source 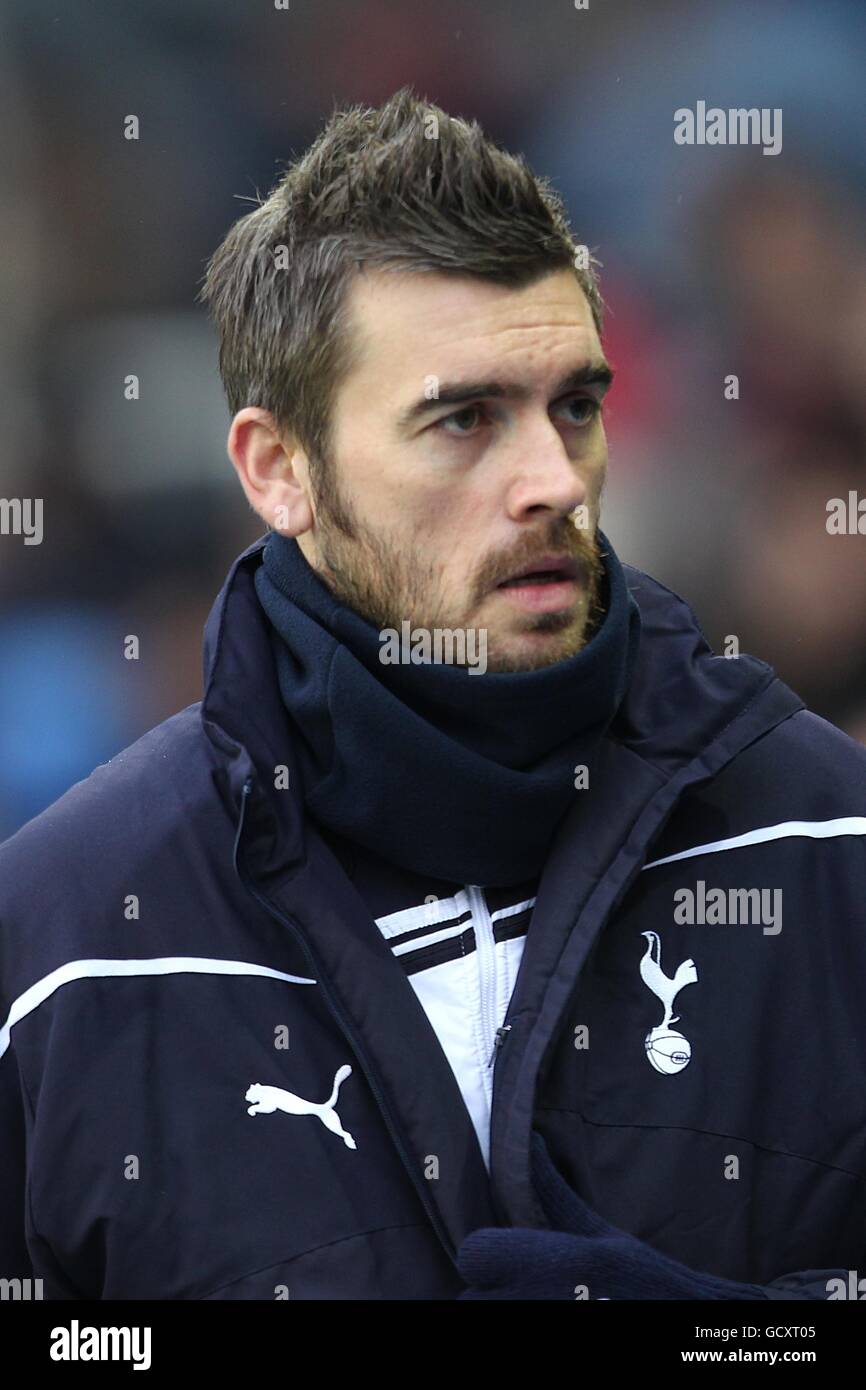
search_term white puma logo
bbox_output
[245,1065,357,1149]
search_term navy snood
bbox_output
[254,529,641,885]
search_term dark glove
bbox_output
[456,1132,770,1300]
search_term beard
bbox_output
[306,456,607,672]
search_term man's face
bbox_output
[301,266,612,672]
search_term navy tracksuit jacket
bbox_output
[1,534,866,1299]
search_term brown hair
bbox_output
[198,86,603,492]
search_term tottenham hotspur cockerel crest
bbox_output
[639,931,699,1074]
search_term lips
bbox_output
[496,553,582,588]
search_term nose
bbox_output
[503,418,591,522]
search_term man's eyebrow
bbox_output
[395,361,615,433]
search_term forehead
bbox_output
[341,266,601,387]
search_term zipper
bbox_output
[233,778,460,1271]
[488,1024,512,1068]
[467,885,500,1092]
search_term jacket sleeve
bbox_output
[0,1020,83,1299]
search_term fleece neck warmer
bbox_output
[253,529,641,886]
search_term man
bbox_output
[1,88,865,1301]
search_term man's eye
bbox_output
[438,405,484,435]
[561,396,601,427]
[436,397,600,436]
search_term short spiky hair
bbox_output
[199,86,603,477]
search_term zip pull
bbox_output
[488,1024,512,1068]
[232,777,255,877]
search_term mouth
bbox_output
[494,553,584,614]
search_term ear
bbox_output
[227,407,314,537]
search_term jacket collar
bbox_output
[201,534,306,881]
[201,535,802,850]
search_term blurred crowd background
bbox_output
[1,0,865,839]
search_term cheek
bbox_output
[405,496,486,592]
[584,441,608,503]
[393,471,477,536]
